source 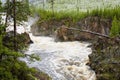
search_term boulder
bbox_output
[55,25,74,41]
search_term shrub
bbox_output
[110,16,120,37]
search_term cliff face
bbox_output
[55,17,112,41]
[77,17,111,38]
[31,17,112,41]
[31,19,73,36]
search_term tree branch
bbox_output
[65,27,111,38]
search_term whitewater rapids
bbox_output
[21,33,96,80]
[2,14,96,80]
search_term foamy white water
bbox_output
[2,14,96,80]
[21,33,96,80]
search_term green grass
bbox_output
[89,5,120,20]
[30,5,120,37]
[30,7,88,22]
[31,5,120,22]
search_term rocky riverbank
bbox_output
[88,37,120,80]
[31,16,111,41]
[30,16,120,80]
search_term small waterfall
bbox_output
[3,14,96,79]
[21,34,96,80]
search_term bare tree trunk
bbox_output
[13,0,17,51]
[0,54,2,61]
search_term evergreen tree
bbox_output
[0,1,5,34]
[4,0,30,51]
[13,0,17,51]
[4,0,30,22]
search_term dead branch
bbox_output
[65,27,111,38]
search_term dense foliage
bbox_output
[0,1,36,79]
[4,0,30,22]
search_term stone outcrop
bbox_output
[31,20,61,36]
[31,17,112,41]
[55,25,74,41]
[77,17,111,40]
[30,19,74,36]
[55,17,112,41]
[77,17,111,35]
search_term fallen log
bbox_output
[65,27,111,38]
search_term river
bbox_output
[3,15,96,80]
[21,32,96,80]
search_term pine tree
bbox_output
[13,0,17,51]
[4,0,30,51]
[4,0,30,23]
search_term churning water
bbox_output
[3,14,96,79]
[21,33,96,80]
